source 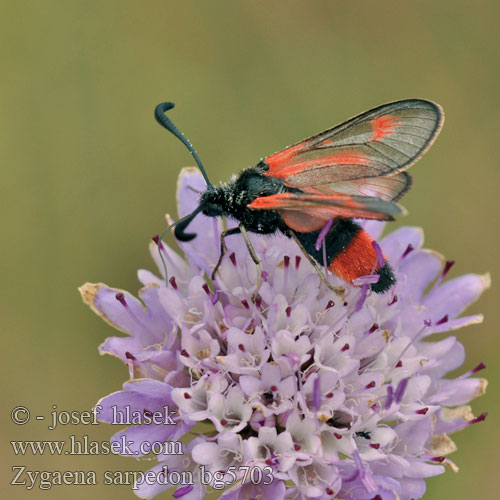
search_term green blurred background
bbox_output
[2,1,498,498]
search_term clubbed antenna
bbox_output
[154,102,213,188]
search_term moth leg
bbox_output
[239,225,262,299]
[212,226,241,280]
[289,231,344,297]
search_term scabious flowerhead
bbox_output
[80,168,489,500]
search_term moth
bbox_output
[155,99,443,294]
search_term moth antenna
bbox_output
[154,102,213,189]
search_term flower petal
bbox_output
[423,273,490,320]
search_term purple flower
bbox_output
[80,168,489,500]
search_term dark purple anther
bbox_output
[402,243,414,258]
[368,323,379,334]
[202,283,210,295]
[470,362,486,374]
[115,292,126,306]
[416,407,429,415]
[325,300,335,310]
[169,276,178,290]
[388,295,398,306]
[229,252,237,267]
[152,235,165,250]
[436,314,448,325]
[241,299,250,310]
[286,306,291,318]
[440,260,455,281]
[125,351,136,360]
[469,412,488,425]
[284,255,290,269]
[295,255,301,269]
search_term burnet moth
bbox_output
[155,99,443,295]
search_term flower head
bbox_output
[80,168,489,499]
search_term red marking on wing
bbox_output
[371,115,398,142]
[248,192,397,222]
[265,141,307,169]
[265,151,370,181]
[248,193,285,209]
[328,229,382,284]
[249,192,366,211]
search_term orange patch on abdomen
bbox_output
[328,229,380,284]
[371,115,398,142]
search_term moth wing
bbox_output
[248,192,404,232]
[263,99,443,189]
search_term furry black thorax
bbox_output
[200,166,288,234]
